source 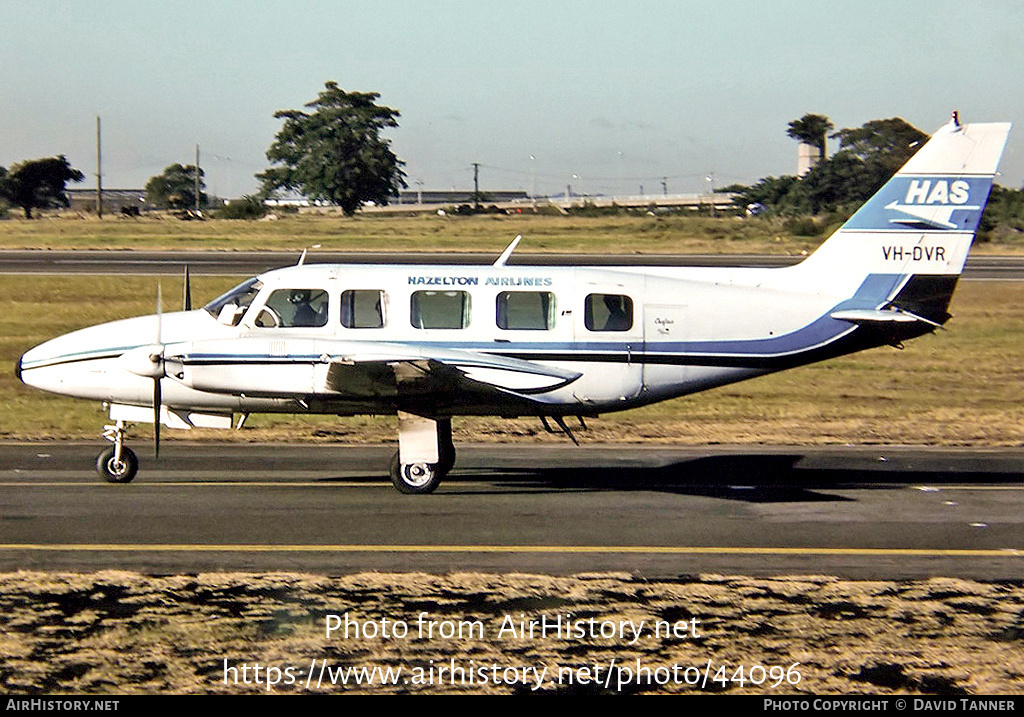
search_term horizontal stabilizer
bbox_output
[830,308,943,328]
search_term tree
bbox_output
[0,156,84,218]
[830,117,928,178]
[257,81,406,215]
[787,113,834,154]
[801,118,930,211]
[733,116,931,215]
[217,194,267,220]
[788,114,834,177]
[798,150,875,212]
[145,164,206,210]
[978,184,1024,241]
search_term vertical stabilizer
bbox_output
[791,117,1011,310]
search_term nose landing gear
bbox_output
[96,420,138,483]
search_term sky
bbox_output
[2,0,1023,200]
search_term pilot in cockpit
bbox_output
[289,289,325,327]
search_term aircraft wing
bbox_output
[164,338,581,406]
[324,346,581,403]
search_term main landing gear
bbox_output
[389,413,455,495]
[92,413,458,493]
[96,420,138,483]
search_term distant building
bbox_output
[66,188,149,214]
[393,190,529,205]
[797,142,825,177]
[263,189,531,209]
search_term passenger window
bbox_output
[411,290,471,329]
[341,290,385,328]
[496,291,555,330]
[585,293,633,331]
[255,288,329,328]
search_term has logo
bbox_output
[844,175,993,233]
[879,176,989,231]
[901,179,971,206]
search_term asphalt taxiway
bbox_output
[1,442,1021,579]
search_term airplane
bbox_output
[16,114,1011,494]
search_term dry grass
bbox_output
[1,570,1021,694]
[0,212,806,253]
[1,211,1022,255]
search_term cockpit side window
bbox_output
[204,278,262,325]
[255,288,330,328]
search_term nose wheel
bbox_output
[96,420,138,483]
[96,445,138,483]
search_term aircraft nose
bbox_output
[15,355,23,382]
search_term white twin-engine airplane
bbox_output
[17,115,1011,493]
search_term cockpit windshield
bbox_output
[204,277,263,319]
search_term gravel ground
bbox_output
[1,571,1022,695]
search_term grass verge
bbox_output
[1,211,1021,255]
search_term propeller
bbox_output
[152,283,164,459]
[116,282,168,458]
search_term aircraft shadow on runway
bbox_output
[114,446,1021,504]
[444,453,1024,503]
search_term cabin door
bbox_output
[642,302,689,395]
[570,282,643,404]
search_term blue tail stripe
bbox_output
[842,175,993,232]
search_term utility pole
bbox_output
[472,162,480,211]
[95,116,103,218]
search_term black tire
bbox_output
[96,446,138,483]
[388,450,442,494]
[436,444,456,478]
[436,419,456,476]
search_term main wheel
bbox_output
[436,419,456,476]
[96,446,138,483]
[389,451,442,494]
[436,443,456,477]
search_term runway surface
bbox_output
[1,250,1023,279]
[1,442,1021,579]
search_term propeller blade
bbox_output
[183,265,192,311]
[154,282,164,459]
[153,378,162,459]
[155,282,163,346]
